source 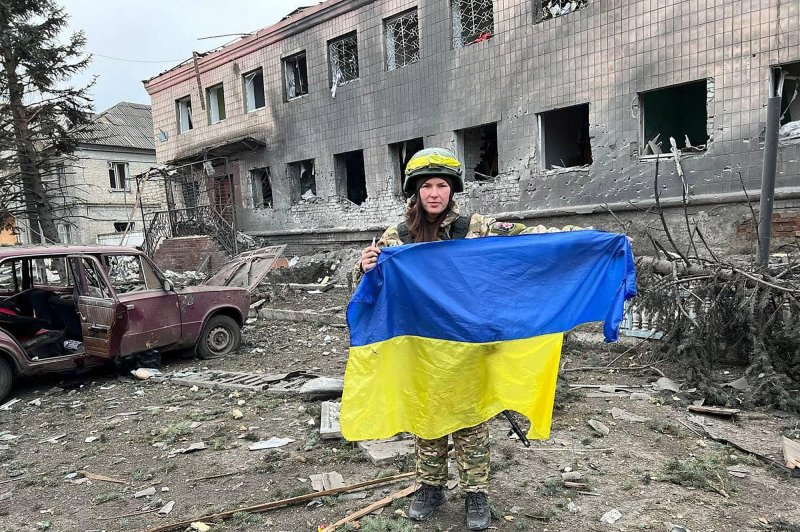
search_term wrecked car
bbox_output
[0,245,277,401]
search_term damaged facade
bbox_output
[144,0,800,253]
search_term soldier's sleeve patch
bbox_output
[489,222,525,235]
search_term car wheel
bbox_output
[0,357,13,403]
[197,315,241,359]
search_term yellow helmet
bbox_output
[403,147,464,197]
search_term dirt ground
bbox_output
[1,263,799,532]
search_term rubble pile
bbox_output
[267,248,361,286]
[163,269,207,288]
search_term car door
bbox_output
[103,253,181,354]
[67,255,128,359]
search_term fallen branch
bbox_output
[144,472,415,532]
[185,470,243,483]
[321,484,416,532]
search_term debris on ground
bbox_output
[358,438,415,465]
[248,437,295,450]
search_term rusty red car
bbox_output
[0,245,280,402]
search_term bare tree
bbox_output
[0,0,94,243]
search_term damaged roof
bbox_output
[144,0,373,95]
[74,101,155,152]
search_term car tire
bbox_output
[0,357,13,403]
[196,315,241,359]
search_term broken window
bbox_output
[334,150,368,205]
[108,162,129,191]
[287,159,316,203]
[113,222,134,232]
[251,167,273,209]
[451,0,494,49]
[641,80,709,155]
[535,0,588,22]
[283,52,309,100]
[539,103,592,169]
[389,137,424,194]
[777,62,800,140]
[385,9,420,71]
[243,68,266,112]
[329,32,359,94]
[176,96,193,133]
[456,123,498,181]
[206,83,226,124]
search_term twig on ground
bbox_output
[144,472,415,532]
[321,484,416,532]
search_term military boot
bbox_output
[465,492,491,530]
[408,484,445,521]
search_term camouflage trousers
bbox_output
[415,422,489,493]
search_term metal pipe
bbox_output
[758,95,782,266]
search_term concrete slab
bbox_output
[320,401,342,440]
[358,438,415,465]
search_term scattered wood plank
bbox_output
[79,470,127,484]
[321,484,416,532]
[185,470,243,483]
[144,472,415,532]
[687,405,740,418]
[563,481,589,490]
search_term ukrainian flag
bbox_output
[342,230,636,441]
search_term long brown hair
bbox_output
[406,198,453,243]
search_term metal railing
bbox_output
[143,206,237,257]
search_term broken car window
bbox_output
[106,255,147,294]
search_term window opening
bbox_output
[284,52,309,100]
[334,150,368,205]
[113,222,134,232]
[207,83,226,124]
[57,223,72,244]
[456,123,498,181]
[243,69,265,112]
[641,80,709,155]
[777,62,800,140]
[106,255,149,293]
[389,137,424,194]
[539,103,592,169]
[176,96,193,133]
[108,162,129,190]
[385,9,420,71]
[536,0,588,22]
[452,0,494,49]
[251,167,273,209]
[329,32,359,96]
[287,159,316,203]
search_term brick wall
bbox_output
[737,212,800,239]
[152,235,229,273]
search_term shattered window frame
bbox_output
[328,31,360,90]
[639,79,710,157]
[283,51,309,100]
[451,0,494,49]
[250,167,273,209]
[287,159,317,204]
[108,161,130,191]
[176,96,193,133]
[243,68,266,112]
[206,83,226,124]
[535,0,589,23]
[384,8,420,71]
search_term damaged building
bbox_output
[143,0,800,256]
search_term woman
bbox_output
[353,147,523,531]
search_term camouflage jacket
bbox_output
[351,200,585,286]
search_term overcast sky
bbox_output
[61,0,312,112]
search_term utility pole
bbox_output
[758,67,783,267]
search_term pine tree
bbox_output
[0,0,93,243]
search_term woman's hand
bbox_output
[360,245,381,273]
